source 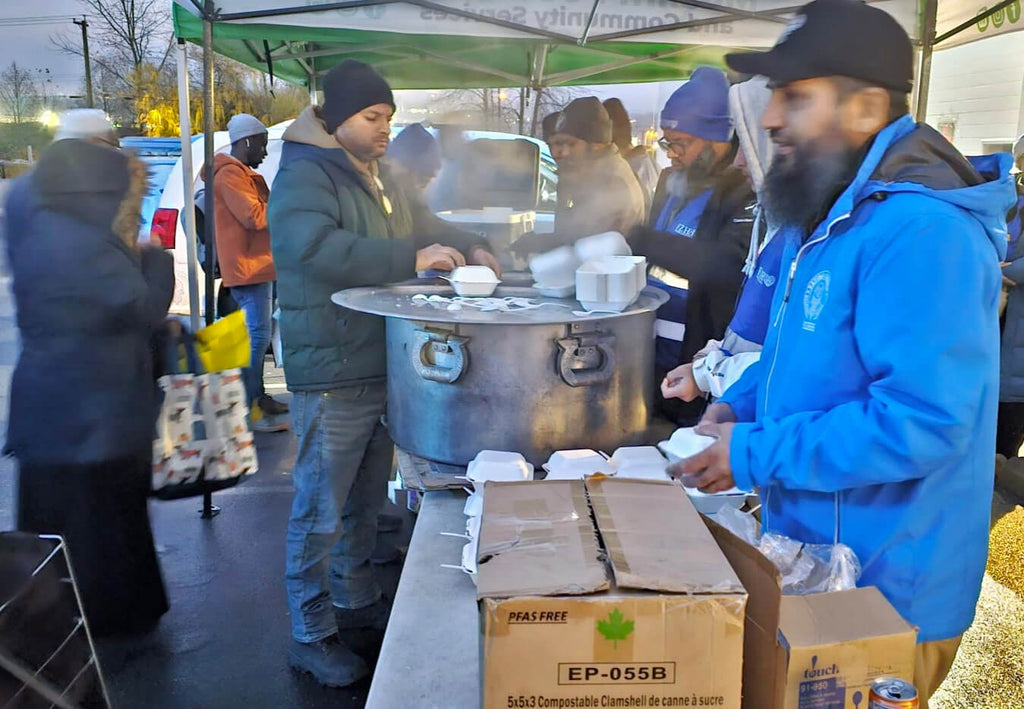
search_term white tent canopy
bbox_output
[171,0,1024,322]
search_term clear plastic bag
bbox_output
[715,508,861,594]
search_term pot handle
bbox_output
[557,334,615,387]
[412,330,469,384]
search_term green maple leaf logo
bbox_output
[596,608,634,649]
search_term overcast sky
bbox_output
[0,1,679,126]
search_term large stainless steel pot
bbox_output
[332,284,668,466]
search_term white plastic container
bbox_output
[609,446,670,480]
[684,487,749,516]
[436,208,536,270]
[466,450,533,484]
[464,488,485,517]
[542,449,614,480]
[533,282,576,299]
[574,231,632,262]
[447,266,500,297]
[575,256,647,312]
[657,427,717,463]
[530,246,579,288]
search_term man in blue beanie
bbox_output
[385,122,441,193]
[630,66,756,425]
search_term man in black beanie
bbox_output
[514,97,645,255]
[268,59,499,688]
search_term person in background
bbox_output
[541,111,561,145]
[385,122,442,195]
[269,60,498,688]
[5,109,173,636]
[661,77,782,403]
[424,120,467,211]
[629,66,755,425]
[205,113,289,433]
[996,136,1024,468]
[675,2,1016,704]
[603,97,659,203]
[513,97,645,255]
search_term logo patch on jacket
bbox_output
[803,270,831,332]
[755,266,776,288]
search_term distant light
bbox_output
[38,110,59,128]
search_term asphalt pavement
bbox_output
[0,277,411,708]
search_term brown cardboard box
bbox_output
[478,478,748,709]
[704,519,917,709]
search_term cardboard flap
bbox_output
[585,477,745,594]
[779,586,916,647]
[476,480,609,600]
[704,514,784,709]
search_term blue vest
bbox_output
[728,228,786,346]
[650,188,713,372]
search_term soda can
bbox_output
[869,678,919,708]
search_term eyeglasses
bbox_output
[658,137,694,155]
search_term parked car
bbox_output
[149,122,557,314]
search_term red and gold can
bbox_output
[869,677,919,708]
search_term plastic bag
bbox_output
[194,310,251,372]
[714,507,861,595]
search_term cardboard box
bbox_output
[704,519,917,709]
[478,478,748,709]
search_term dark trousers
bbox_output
[17,456,169,637]
[997,401,1024,458]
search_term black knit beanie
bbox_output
[321,60,395,134]
[541,112,561,142]
[553,97,612,144]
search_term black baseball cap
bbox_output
[725,0,913,93]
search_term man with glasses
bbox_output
[630,66,756,424]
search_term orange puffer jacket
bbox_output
[205,153,275,286]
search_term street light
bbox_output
[38,110,59,128]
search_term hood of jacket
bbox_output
[33,139,147,249]
[200,152,254,181]
[728,77,773,197]
[279,105,377,187]
[828,115,1016,260]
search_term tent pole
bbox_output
[176,39,201,334]
[201,1,221,520]
[915,0,938,123]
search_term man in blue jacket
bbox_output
[671,0,1016,704]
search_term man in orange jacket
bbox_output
[208,113,289,432]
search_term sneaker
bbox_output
[377,512,403,534]
[334,599,391,632]
[257,393,290,416]
[288,634,369,688]
[249,406,290,433]
[371,540,402,565]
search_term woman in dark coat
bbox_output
[4,125,173,637]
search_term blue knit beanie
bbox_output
[387,123,441,180]
[660,66,733,143]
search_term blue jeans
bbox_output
[285,383,393,643]
[229,282,273,405]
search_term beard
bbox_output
[683,143,720,197]
[764,136,858,232]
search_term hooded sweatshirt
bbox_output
[203,153,275,287]
[720,115,1016,642]
[267,106,484,391]
[692,77,782,397]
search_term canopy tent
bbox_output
[170,0,1024,327]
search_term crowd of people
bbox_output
[3,0,1022,705]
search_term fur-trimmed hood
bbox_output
[33,139,148,249]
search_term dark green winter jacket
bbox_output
[268,107,483,391]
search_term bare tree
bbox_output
[438,86,582,136]
[0,63,40,124]
[55,0,171,81]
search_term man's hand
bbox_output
[416,243,466,273]
[661,363,703,402]
[695,402,737,435]
[667,422,736,493]
[468,246,502,277]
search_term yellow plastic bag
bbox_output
[194,310,251,372]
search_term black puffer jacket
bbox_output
[4,140,173,464]
[631,160,755,367]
